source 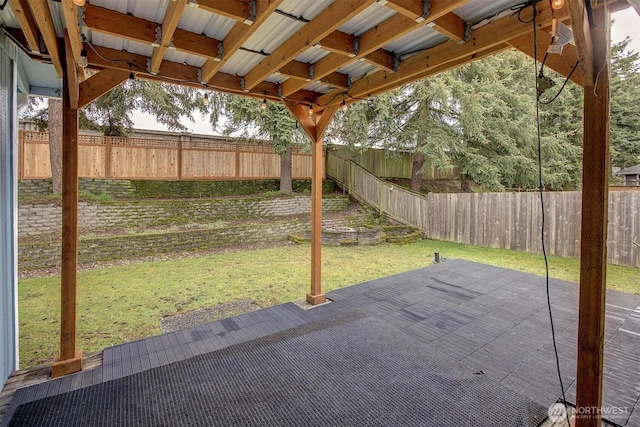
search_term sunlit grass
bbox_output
[19,239,639,368]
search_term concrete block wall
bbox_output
[18,196,351,237]
[18,218,309,270]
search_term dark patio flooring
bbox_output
[3,259,640,426]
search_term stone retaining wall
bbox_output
[19,195,351,236]
[19,178,335,199]
[19,218,309,270]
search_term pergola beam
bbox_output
[432,13,467,42]
[191,0,255,24]
[83,3,221,64]
[508,31,583,86]
[28,0,63,76]
[566,0,595,87]
[84,45,321,102]
[364,43,510,99]
[243,0,377,91]
[280,0,470,96]
[8,0,41,54]
[316,1,564,108]
[60,0,85,82]
[150,0,189,74]
[200,0,284,83]
[78,69,130,109]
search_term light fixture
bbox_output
[72,0,86,6]
[203,91,209,106]
[78,48,88,68]
[340,94,348,112]
[551,0,564,10]
[261,95,267,111]
[308,104,314,117]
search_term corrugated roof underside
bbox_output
[295,47,332,64]
[337,61,378,80]
[385,27,449,57]
[279,0,335,21]
[219,50,264,76]
[179,6,237,40]
[243,14,306,53]
[0,4,19,28]
[454,0,526,25]
[339,3,397,36]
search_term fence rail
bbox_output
[327,152,640,268]
[19,131,322,180]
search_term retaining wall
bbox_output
[19,195,351,237]
[19,218,308,270]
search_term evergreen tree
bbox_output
[207,93,308,192]
[610,37,640,168]
[331,50,586,191]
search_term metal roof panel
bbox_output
[384,27,449,57]
[454,0,526,25]
[338,3,396,36]
[295,47,331,64]
[243,14,306,53]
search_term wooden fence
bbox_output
[19,131,321,180]
[327,152,640,268]
[328,144,458,180]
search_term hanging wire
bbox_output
[528,1,572,425]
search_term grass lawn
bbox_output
[18,239,639,368]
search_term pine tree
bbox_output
[610,37,640,168]
[207,93,308,192]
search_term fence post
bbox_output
[178,134,188,180]
[18,130,24,180]
[105,136,112,179]
[379,181,384,215]
[235,144,241,178]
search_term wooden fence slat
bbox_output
[19,130,316,181]
[326,152,640,268]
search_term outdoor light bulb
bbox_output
[78,48,88,68]
[308,104,314,117]
[203,92,209,106]
[261,98,267,110]
[341,100,348,112]
[551,0,564,9]
[72,0,86,6]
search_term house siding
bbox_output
[0,31,18,386]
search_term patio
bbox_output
[2,260,639,426]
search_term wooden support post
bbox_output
[575,5,611,427]
[308,130,327,305]
[52,42,82,377]
[283,101,338,305]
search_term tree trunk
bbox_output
[280,145,293,192]
[461,177,473,192]
[410,152,425,192]
[48,98,63,194]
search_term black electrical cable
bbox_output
[530,3,571,425]
[538,61,579,104]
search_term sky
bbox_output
[132,7,640,135]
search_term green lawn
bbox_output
[18,240,639,368]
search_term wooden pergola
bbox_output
[2,0,638,425]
